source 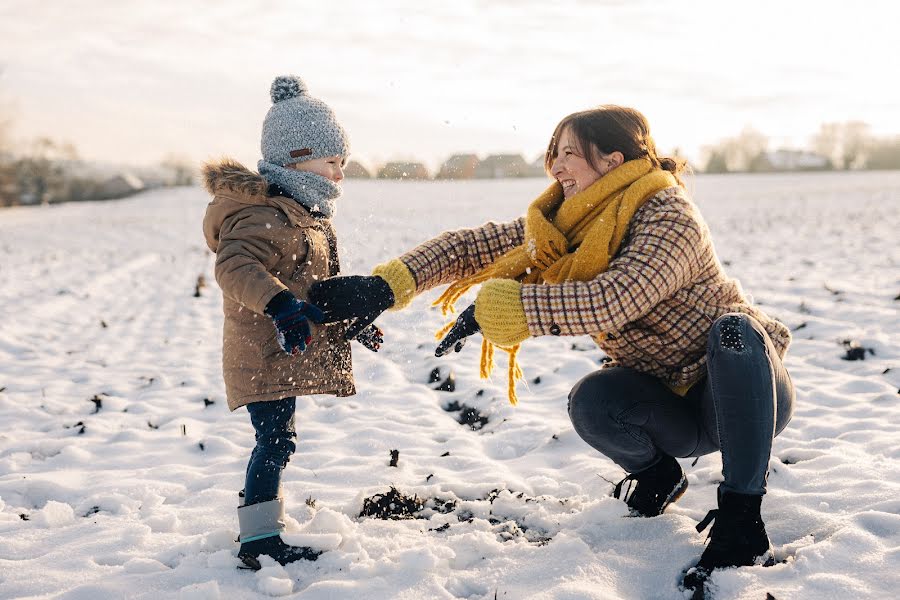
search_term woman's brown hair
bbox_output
[544,105,689,187]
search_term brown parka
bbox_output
[201,159,355,410]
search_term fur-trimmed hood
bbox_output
[202,158,268,198]
[201,158,321,254]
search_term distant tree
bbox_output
[812,121,872,170]
[703,149,729,173]
[0,67,15,205]
[14,137,79,204]
[702,128,768,173]
[160,154,195,186]
[864,137,900,170]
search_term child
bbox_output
[201,75,381,570]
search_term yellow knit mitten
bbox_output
[372,259,417,310]
[475,279,530,347]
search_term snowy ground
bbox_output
[0,172,898,600]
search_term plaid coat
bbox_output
[397,186,791,389]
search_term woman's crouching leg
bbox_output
[567,367,701,473]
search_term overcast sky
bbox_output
[1,0,898,170]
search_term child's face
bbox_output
[287,155,346,183]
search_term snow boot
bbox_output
[682,489,774,594]
[613,454,688,517]
[236,498,321,570]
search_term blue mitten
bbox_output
[264,290,325,355]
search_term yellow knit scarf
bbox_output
[434,158,677,404]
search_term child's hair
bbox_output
[544,105,689,187]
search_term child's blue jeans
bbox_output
[567,313,794,496]
[244,397,297,506]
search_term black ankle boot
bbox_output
[683,490,774,592]
[613,454,688,517]
[238,536,321,570]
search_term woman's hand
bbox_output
[435,303,481,357]
[308,275,395,340]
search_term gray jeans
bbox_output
[568,313,794,495]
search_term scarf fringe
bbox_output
[478,339,522,406]
[437,311,522,405]
[433,273,492,315]
[433,160,675,406]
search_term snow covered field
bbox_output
[0,172,898,599]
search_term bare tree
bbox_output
[865,136,900,170]
[0,67,16,206]
[15,137,79,204]
[813,121,872,170]
[160,154,196,186]
[702,127,769,173]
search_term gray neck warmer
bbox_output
[257,160,341,218]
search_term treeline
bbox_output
[0,73,192,208]
[0,136,193,208]
[702,121,900,173]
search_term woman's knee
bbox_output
[568,368,643,430]
[709,313,766,354]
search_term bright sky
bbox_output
[1,0,898,171]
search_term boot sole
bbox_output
[659,475,689,515]
[238,553,262,571]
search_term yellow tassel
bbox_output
[506,344,522,405]
[479,338,495,378]
[434,319,456,341]
[476,339,522,405]
[432,272,493,315]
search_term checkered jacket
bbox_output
[397,186,791,388]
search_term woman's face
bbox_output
[550,127,620,198]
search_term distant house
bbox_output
[344,160,372,179]
[436,154,480,180]
[474,154,531,178]
[751,150,831,172]
[377,162,430,180]
[528,154,548,177]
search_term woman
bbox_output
[309,105,794,590]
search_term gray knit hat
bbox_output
[260,75,349,167]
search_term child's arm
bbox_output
[214,208,291,314]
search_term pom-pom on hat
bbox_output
[260,75,349,166]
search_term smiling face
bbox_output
[547,123,626,199]
[287,155,346,183]
[549,127,602,199]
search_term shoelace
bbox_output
[696,509,719,536]
[612,473,638,501]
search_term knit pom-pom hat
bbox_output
[260,75,350,166]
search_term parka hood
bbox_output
[202,158,268,198]
[202,159,272,253]
[201,158,321,254]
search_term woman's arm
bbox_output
[380,217,525,300]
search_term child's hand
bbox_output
[354,324,384,352]
[264,290,325,355]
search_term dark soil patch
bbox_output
[841,339,874,361]
[442,400,490,430]
[359,486,457,521]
